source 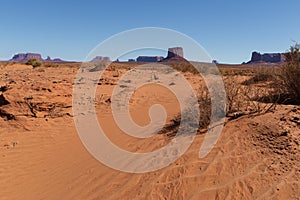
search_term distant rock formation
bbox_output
[128,59,135,62]
[90,56,110,62]
[247,51,286,64]
[163,47,187,62]
[44,56,52,62]
[126,47,187,63]
[10,53,42,62]
[9,53,67,63]
[51,58,65,62]
[136,56,164,62]
[44,56,65,63]
[167,47,184,58]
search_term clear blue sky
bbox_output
[0,0,299,63]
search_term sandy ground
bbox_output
[0,64,299,199]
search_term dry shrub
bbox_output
[280,44,300,104]
[26,58,42,68]
[198,83,212,128]
[223,73,280,116]
[159,82,213,137]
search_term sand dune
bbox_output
[0,64,299,199]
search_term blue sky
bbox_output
[0,0,299,63]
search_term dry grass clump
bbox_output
[241,67,279,85]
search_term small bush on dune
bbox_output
[26,58,42,68]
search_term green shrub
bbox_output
[26,58,42,68]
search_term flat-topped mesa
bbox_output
[10,53,43,62]
[9,53,67,63]
[136,56,164,62]
[162,47,188,62]
[247,51,286,64]
[166,47,184,59]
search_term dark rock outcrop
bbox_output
[0,86,8,92]
[251,52,262,62]
[0,94,9,106]
[0,108,15,120]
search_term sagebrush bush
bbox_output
[26,58,42,68]
[281,44,300,103]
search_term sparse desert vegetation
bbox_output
[281,44,300,104]
[25,58,42,68]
